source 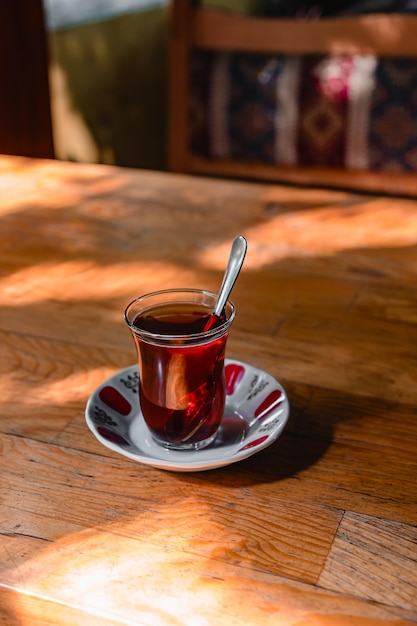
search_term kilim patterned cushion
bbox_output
[189,51,417,173]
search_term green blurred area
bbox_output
[48,6,168,169]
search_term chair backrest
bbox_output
[168,0,417,195]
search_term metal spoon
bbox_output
[212,235,247,317]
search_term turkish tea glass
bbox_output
[124,289,235,450]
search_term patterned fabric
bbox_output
[345,55,377,169]
[297,55,352,167]
[189,50,417,173]
[369,59,417,171]
[228,54,278,163]
[189,52,212,157]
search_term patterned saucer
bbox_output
[85,359,290,472]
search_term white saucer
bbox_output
[85,359,290,472]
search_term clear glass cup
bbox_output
[124,289,235,450]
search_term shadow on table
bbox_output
[2,164,417,624]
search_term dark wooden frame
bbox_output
[168,0,417,195]
[0,0,54,158]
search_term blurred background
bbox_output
[2,0,416,176]
[0,0,170,170]
[44,0,170,170]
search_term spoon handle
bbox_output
[213,235,247,317]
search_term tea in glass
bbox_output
[124,289,235,450]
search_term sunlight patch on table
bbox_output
[198,202,417,270]
[2,523,302,626]
[0,261,198,305]
[3,518,398,626]
[1,497,406,625]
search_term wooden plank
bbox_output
[192,9,417,57]
[188,155,417,198]
[0,586,124,626]
[229,316,417,405]
[0,329,130,441]
[286,387,417,456]
[0,436,341,584]
[168,0,193,171]
[319,511,417,612]
[1,515,415,625]
[353,284,417,326]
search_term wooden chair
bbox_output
[168,0,417,195]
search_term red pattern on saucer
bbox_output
[225,363,245,394]
[99,386,132,416]
[254,389,284,420]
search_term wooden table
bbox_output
[0,155,416,626]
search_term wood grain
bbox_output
[1,433,340,584]
[0,587,124,626]
[319,511,417,611]
[192,9,417,57]
[1,516,416,626]
[0,156,416,625]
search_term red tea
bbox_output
[132,303,228,447]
